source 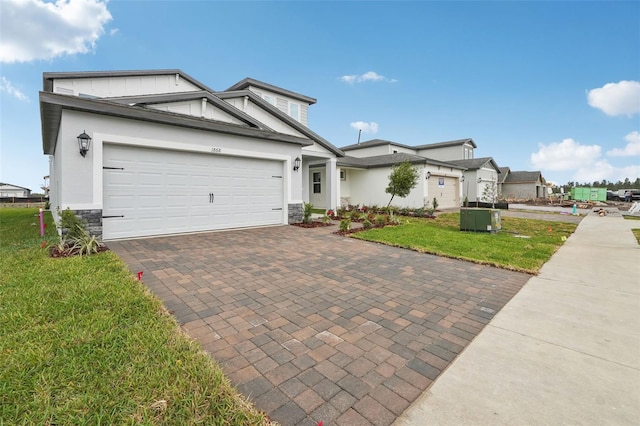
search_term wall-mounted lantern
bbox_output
[293,156,301,171]
[77,131,92,157]
[426,171,431,180]
[461,175,465,182]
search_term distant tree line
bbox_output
[558,177,640,193]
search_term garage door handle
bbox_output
[209,193,214,203]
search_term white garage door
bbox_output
[103,144,284,240]
[428,176,459,209]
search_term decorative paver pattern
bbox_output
[109,224,531,425]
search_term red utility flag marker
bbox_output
[137,271,144,281]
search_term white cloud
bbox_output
[587,80,640,117]
[607,131,640,157]
[572,160,640,184]
[0,77,29,102]
[350,121,379,133]
[530,138,601,171]
[0,0,113,63]
[339,71,397,84]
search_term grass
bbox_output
[0,208,270,425]
[352,212,578,274]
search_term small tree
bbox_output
[385,162,419,208]
[481,180,499,208]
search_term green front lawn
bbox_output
[352,213,577,274]
[0,208,269,425]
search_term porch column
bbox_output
[325,158,337,210]
[301,160,310,204]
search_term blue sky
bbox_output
[1,0,639,193]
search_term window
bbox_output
[340,170,346,181]
[289,102,300,121]
[263,95,275,105]
[313,172,321,194]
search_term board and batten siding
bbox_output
[52,74,201,98]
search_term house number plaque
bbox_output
[210,147,222,153]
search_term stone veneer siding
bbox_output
[64,209,103,238]
[288,203,303,223]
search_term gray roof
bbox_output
[340,139,412,151]
[337,153,466,170]
[414,138,477,150]
[0,182,31,191]
[43,69,215,93]
[498,167,511,183]
[226,77,317,105]
[39,92,313,155]
[341,137,477,152]
[447,157,501,172]
[104,91,270,130]
[216,90,343,157]
[503,171,542,183]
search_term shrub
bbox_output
[374,214,387,226]
[362,219,372,230]
[349,210,362,221]
[59,208,87,239]
[322,214,331,224]
[303,202,313,224]
[432,197,439,211]
[339,218,351,232]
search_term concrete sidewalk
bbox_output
[395,212,640,425]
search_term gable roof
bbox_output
[498,167,511,183]
[447,157,501,172]
[225,77,317,105]
[104,91,270,130]
[337,153,466,170]
[504,171,542,183]
[39,92,313,155]
[216,90,343,156]
[0,182,31,191]
[414,138,477,150]
[340,139,412,151]
[43,69,214,93]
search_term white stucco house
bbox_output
[0,183,32,197]
[334,138,499,209]
[40,69,343,240]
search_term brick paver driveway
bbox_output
[109,224,531,425]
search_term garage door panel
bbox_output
[103,144,284,239]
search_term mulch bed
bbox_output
[291,221,333,228]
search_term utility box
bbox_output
[460,208,501,233]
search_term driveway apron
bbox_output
[109,224,531,425]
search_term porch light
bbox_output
[426,171,431,179]
[461,175,465,182]
[293,156,301,171]
[77,131,92,157]
[478,177,482,183]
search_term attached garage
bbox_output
[428,175,459,209]
[103,144,284,240]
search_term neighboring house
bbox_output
[498,168,547,199]
[40,69,342,240]
[336,139,473,209]
[0,183,31,197]
[447,158,502,204]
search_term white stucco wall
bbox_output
[344,166,426,208]
[51,109,304,215]
[52,74,201,98]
